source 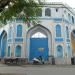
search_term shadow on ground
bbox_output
[0,73,27,75]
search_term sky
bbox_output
[45,0,75,9]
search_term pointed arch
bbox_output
[0,30,7,57]
[45,8,51,16]
[26,25,52,61]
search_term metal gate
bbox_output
[29,38,49,61]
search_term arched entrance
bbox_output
[27,25,52,62]
[71,30,75,56]
[0,30,7,57]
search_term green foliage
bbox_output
[36,7,42,16]
[0,0,40,23]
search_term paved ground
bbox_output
[0,64,75,75]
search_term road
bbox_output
[0,64,75,75]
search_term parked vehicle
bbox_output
[33,56,45,64]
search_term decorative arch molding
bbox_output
[27,25,51,37]
[26,24,52,60]
[0,30,7,38]
[0,30,7,57]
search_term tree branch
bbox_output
[0,0,11,12]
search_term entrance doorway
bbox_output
[27,25,52,62]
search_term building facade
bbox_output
[0,3,75,64]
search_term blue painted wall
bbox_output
[29,38,49,61]
[0,31,7,58]
[1,34,7,57]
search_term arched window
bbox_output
[66,27,69,38]
[17,25,22,37]
[72,16,74,24]
[56,25,61,37]
[45,8,51,16]
[8,46,11,57]
[56,8,59,12]
[15,45,21,57]
[57,45,63,58]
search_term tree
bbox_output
[0,0,42,23]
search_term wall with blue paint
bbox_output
[1,31,7,57]
[29,38,48,61]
